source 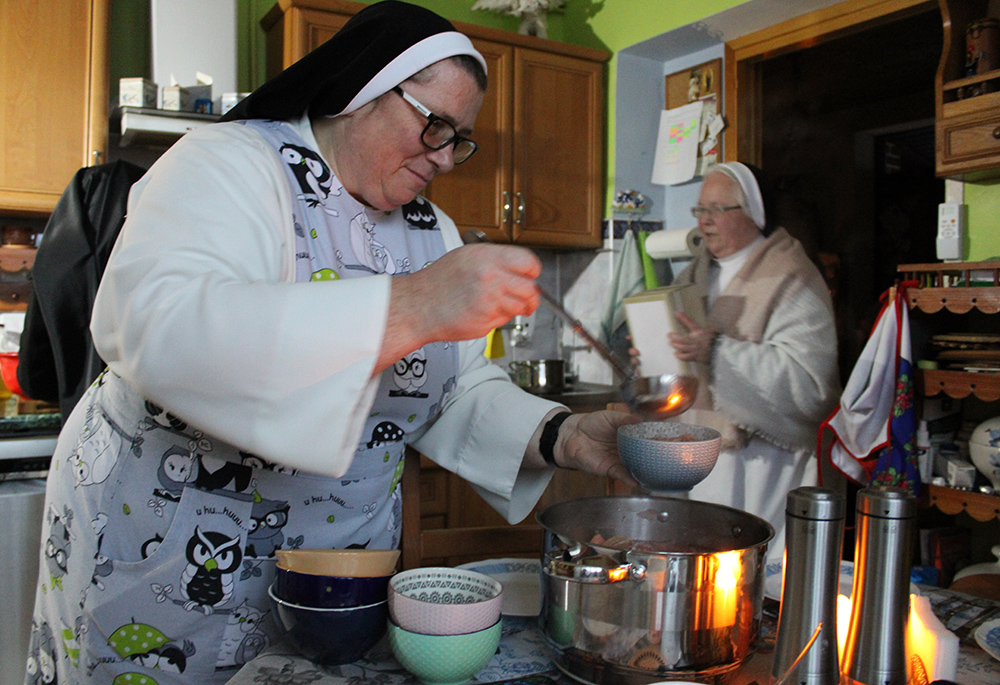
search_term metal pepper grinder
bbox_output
[841,487,917,685]
[771,487,845,685]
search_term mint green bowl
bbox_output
[388,618,501,685]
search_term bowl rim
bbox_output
[617,421,722,442]
[387,615,503,638]
[388,566,503,601]
[274,548,400,577]
[275,565,395,581]
[268,583,388,612]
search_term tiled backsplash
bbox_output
[488,230,675,386]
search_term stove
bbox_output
[0,414,61,480]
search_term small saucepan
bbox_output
[509,359,565,395]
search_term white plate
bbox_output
[764,560,856,601]
[456,558,542,617]
[975,617,1000,662]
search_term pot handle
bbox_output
[544,558,647,584]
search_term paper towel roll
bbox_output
[644,227,701,259]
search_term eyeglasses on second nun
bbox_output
[690,203,743,220]
[392,86,478,164]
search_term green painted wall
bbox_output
[111,0,998,259]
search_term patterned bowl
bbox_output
[268,584,388,666]
[388,617,502,685]
[275,548,399,578]
[617,421,721,492]
[388,567,503,636]
[273,565,392,608]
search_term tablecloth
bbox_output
[226,586,1000,685]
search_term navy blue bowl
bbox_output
[268,584,388,666]
[274,566,391,608]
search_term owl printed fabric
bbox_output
[26,121,458,685]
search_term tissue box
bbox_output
[220,92,251,115]
[934,453,976,488]
[162,85,192,112]
[119,78,157,108]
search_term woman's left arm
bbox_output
[711,284,840,447]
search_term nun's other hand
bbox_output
[555,411,641,487]
[668,312,717,363]
[402,243,542,343]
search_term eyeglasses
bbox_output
[691,203,742,220]
[392,87,478,164]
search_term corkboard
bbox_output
[665,58,722,110]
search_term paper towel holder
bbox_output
[643,227,702,260]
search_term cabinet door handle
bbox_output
[92,150,102,166]
[993,126,1000,140]
[502,192,512,223]
[515,192,525,224]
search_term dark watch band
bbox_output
[540,411,572,467]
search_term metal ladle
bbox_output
[461,230,698,418]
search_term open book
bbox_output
[622,284,704,377]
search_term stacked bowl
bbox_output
[387,567,504,685]
[269,549,399,666]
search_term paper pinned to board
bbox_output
[623,284,702,377]
[651,101,703,186]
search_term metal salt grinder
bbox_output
[771,487,845,685]
[841,487,917,685]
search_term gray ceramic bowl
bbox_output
[617,421,721,492]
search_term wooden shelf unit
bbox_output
[936,0,1000,180]
[923,483,1000,522]
[898,261,1000,314]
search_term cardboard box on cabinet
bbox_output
[119,78,157,108]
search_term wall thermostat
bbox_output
[936,203,965,261]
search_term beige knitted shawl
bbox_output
[672,227,836,450]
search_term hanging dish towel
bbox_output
[601,228,647,347]
[818,282,920,495]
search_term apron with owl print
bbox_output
[26,118,459,685]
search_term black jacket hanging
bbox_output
[17,160,146,417]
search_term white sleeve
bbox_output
[712,283,840,450]
[410,206,562,524]
[92,123,386,477]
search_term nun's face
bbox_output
[695,172,761,259]
[336,60,484,210]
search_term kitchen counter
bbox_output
[529,382,622,413]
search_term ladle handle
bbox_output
[461,230,635,380]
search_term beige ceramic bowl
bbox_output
[388,567,503,636]
[275,549,400,578]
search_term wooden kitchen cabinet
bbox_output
[261,0,608,249]
[935,0,1000,180]
[425,39,606,249]
[0,0,109,215]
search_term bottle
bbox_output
[771,487,845,685]
[841,487,917,685]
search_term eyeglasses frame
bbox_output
[690,203,743,220]
[391,86,478,164]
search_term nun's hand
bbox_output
[553,411,641,486]
[379,243,540,371]
[668,312,718,363]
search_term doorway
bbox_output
[728,1,943,381]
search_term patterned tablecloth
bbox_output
[226,586,1000,685]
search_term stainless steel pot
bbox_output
[537,496,774,685]
[509,359,565,395]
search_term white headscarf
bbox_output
[712,162,766,231]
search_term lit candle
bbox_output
[711,551,740,626]
[837,591,958,682]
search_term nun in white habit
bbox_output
[26,3,638,682]
[666,162,841,565]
